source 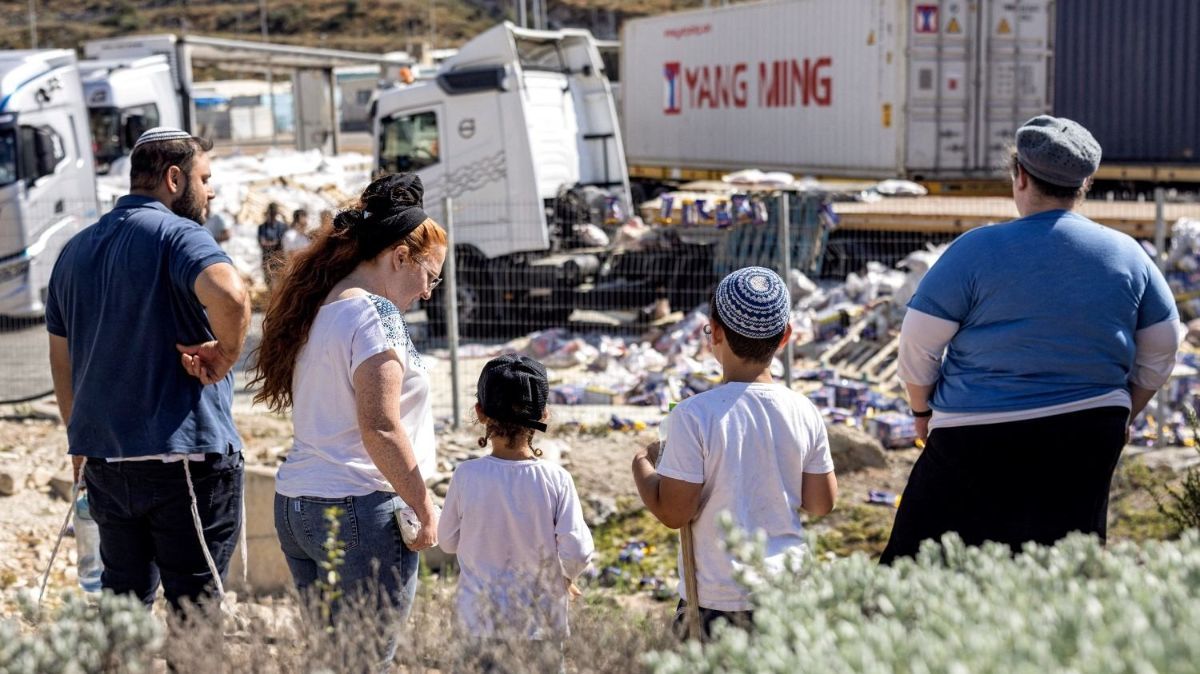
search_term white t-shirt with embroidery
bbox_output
[656,382,834,612]
[276,294,436,499]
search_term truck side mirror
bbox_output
[123,115,149,150]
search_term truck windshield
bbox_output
[515,38,565,73]
[379,111,440,173]
[89,104,161,173]
[0,127,15,186]
[89,107,122,173]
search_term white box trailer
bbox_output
[621,0,1051,184]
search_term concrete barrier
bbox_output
[228,465,292,595]
[226,464,457,595]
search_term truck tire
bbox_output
[426,252,487,338]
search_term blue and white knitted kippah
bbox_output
[714,266,791,339]
[133,127,192,150]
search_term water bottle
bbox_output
[74,492,103,593]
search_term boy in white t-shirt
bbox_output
[438,355,594,669]
[633,266,838,640]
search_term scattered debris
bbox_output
[866,490,901,507]
[618,540,649,564]
[583,495,619,528]
[48,472,74,501]
[827,425,889,473]
[0,470,24,497]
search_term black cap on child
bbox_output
[477,355,549,432]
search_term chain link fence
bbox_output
[0,199,102,404]
[3,193,1199,431]
[411,189,1200,431]
[422,192,832,337]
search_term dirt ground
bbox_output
[0,401,1191,619]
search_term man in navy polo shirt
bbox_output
[46,127,251,610]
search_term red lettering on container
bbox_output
[667,57,832,114]
[685,67,701,109]
[733,63,748,107]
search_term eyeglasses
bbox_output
[417,258,443,291]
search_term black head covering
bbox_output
[337,173,430,260]
[477,355,550,433]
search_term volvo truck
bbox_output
[0,50,99,318]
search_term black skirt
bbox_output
[879,406,1128,564]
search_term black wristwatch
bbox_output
[911,408,933,418]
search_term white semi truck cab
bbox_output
[373,22,630,331]
[0,50,99,318]
[80,56,182,176]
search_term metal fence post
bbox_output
[1153,187,1167,448]
[778,192,794,388]
[444,197,462,430]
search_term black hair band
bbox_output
[357,207,429,261]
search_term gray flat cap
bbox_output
[1016,115,1101,188]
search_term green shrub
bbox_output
[645,528,1200,673]
[1153,406,1200,534]
[1160,465,1200,532]
[12,530,1200,672]
[1,591,161,673]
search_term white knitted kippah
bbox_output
[714,266,791,339]
[132,127,193,150]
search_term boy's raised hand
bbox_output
[639,440,662,467]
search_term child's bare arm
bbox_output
[800,471,838,516]
[556,475,595,580]
[633,444,703,529]
[436,476,462,553]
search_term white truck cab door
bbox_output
[17,112,74,231]
[7,108,93,316]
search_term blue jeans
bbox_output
[274,491,419,621]
[84,452,244,611]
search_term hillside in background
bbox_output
[0,0,716,56]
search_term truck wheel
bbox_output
[454,277,484,336]
[426,268,486,338]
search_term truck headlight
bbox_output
[0,257,30,285]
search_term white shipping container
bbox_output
[621,0,1051,180]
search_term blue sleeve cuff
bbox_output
[907,295,960,323]
[184,252,233,293]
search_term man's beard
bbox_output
[170,176,207,224]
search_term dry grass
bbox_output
[159,577,675,673]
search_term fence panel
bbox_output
[4,193,1199,447]
[413,191,1200,438]
[0,199,103,404]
